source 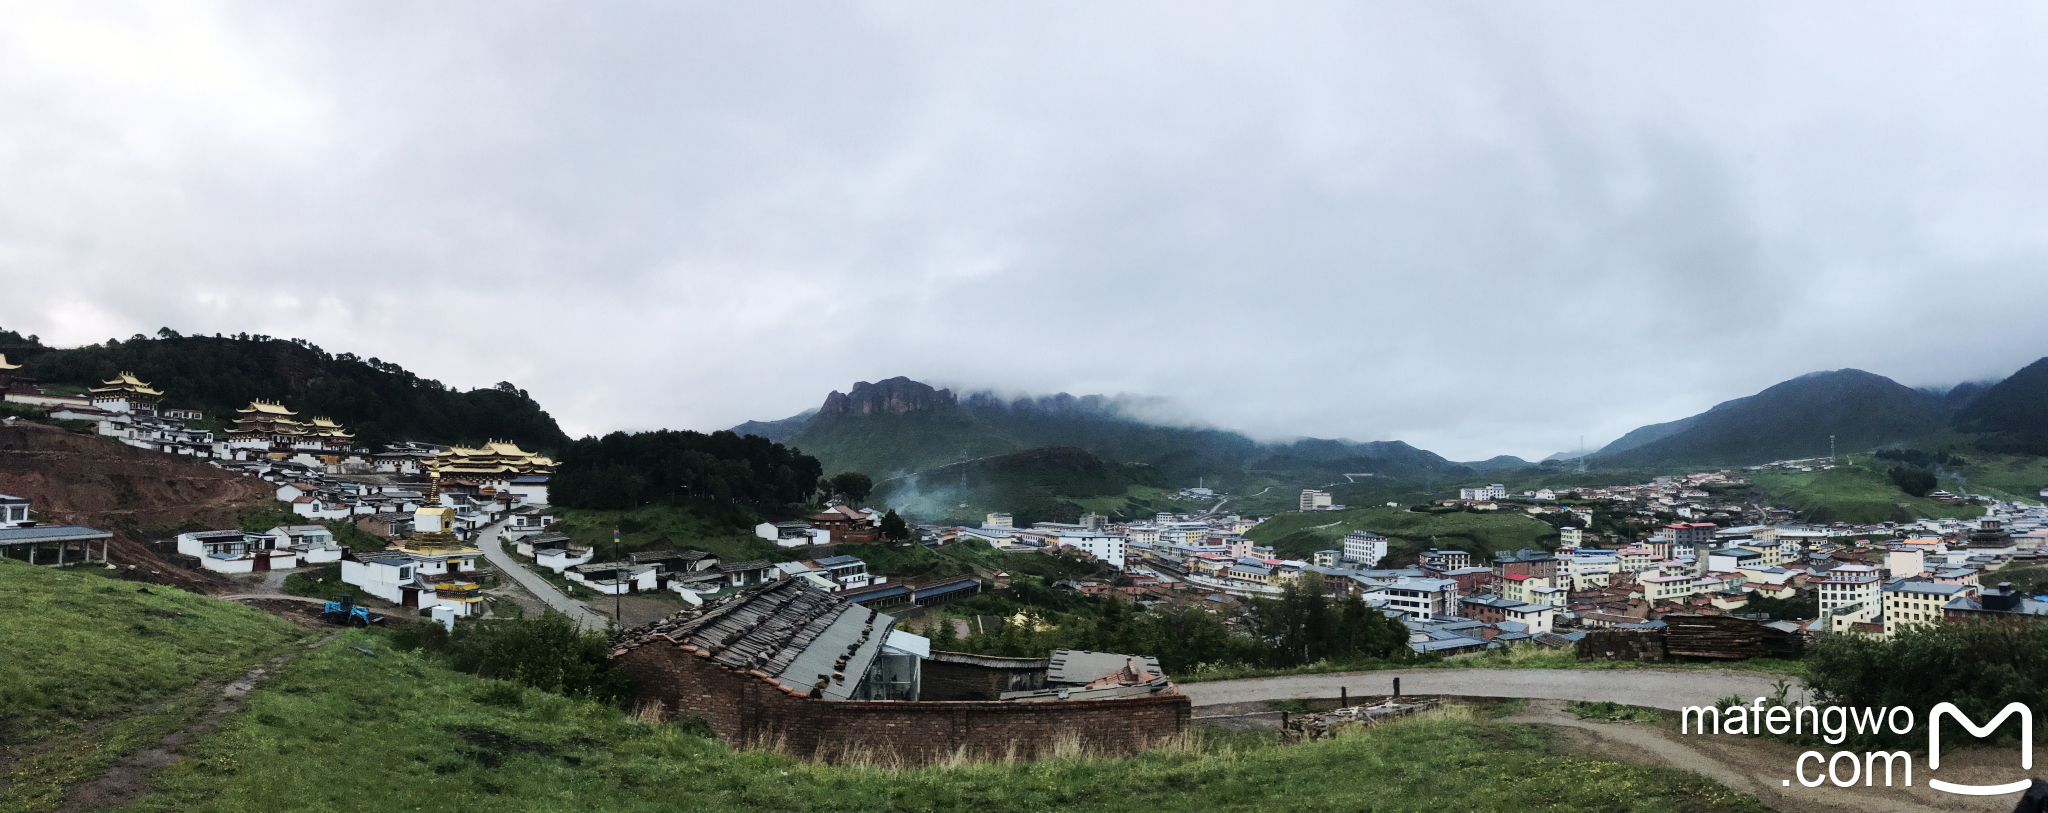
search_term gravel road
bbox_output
[1181,668,1807,710]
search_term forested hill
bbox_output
[1953,356,2048,454]
[737,376,1470,487]
[2,328,567,452]
[1590,368,1952,467]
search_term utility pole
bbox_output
[612,523,622,625]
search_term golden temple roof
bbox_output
[0,354,18,371]
[432,440,556,472]
[237,400,297,416]
[90,372,163,397]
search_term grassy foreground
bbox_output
[0,559,307,813]
[115,628,1767,813]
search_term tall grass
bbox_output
[125,627,1771,813]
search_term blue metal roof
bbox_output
[845,585,910,603]
[0,525,112,544]
[918,579,979,598]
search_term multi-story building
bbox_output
[1056,532,1127,569]
[1299,490,1333,512]
[1421,549,1472,570]
[1640,574,1696,604]
[1458,484,1508,501]
[1376,578,1458,620]
[1816,565,1882,613]
[1341,531,1388,568]
[1493,549,1558,581]
[1882,581,1970,637]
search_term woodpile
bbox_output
[1662,614,1806,661]
[1574,629,1666,662]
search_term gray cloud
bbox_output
[3,2,2046,460]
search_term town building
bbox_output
[0,495,113,566]
[1341,531,1387,568]
[1299,489,1333,511]
[88,372,163,416]
[1055,531,1127,569]
[808,505,881,543]
[1882,581,1970,637]
[426,441,555,506]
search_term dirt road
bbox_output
[1505,699,2027,813]
[1182,668,1809,711]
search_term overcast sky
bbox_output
[5,2,2048,461]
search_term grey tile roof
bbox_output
[1047,649,1163,685]
[613,578,896,701]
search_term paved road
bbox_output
[477,519,610,630]
[1182,668,1807,711]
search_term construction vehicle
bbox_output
[322,594,379,626]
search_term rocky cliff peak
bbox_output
[818,376,957,416]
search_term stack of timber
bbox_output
[1664,614,1803,660]
[1574,628,1666,662]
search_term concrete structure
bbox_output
[1341,531,1387,568]
[610,579,1187,765]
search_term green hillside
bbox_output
[1955,357,2048,454]
[877,446,1172,525]
[1746,456,1985,525]
[4,329,567,451]
[115,627,1761,813]
[1593,369,1950,468]
[1246,506,1559,564]
[752,377,1476,516]
[0,560,307,811]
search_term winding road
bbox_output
[476,519,610,630]
[1182,667,1808,711]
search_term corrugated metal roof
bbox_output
[0,525,112,544]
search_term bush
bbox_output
[1887,465,1938,498]
[444,611,627,702]
[1805,620,2048,748]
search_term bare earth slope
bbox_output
[0,423,271,591]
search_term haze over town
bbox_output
[6,3,2048,459]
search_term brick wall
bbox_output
[616,644,1190,765]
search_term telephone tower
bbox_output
[1830,435,1837,463]
[1577,435,1587,474]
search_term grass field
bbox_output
[1747,456,1985,525]
[1956,452,2048,502]
[120,627,1769,813]
[1245,506,1558,564]
[547,504,784,564]
[0,560,308,813]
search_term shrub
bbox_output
[445,611,627,702]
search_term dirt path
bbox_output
[1183,667,1809,710]
[56,631,342,812]
[1503,699,2020,813]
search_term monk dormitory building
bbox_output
[610,578,1190,765]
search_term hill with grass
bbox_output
[0,560,308,811]
[1954,356,2048,455]
[875,445,1171,525]
[1245,506,1561,565]
[4,328,567,451]
[1591,369,1952,467]
[741,377,1473,517]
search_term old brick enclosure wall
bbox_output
[616,644,1191,764]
